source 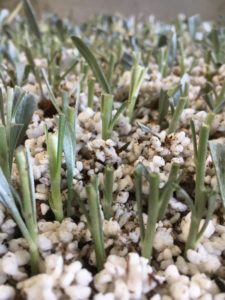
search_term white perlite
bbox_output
[18,255,93,300]
[1,252,27,281]
[153,229,174,251]
[0,285,15,300]
[17,274,56,300]
[94,253,164,299]
[187,245,221,273]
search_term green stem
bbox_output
[159,47,169,77]
[16,149,37,241]
[29,241,40,275]
[50,179,64,222]
[127,95,137,122]
[186,113,215,253]
[127,61,146,122]
[185,214,199,253]
[66,170,74,217]
[88,77,95,109]
[167,97,188,134]
[190,120,198,162]
[107,53,116,87]
[158,163,179,220]
[47,116,65,221]
[0,127,10,181]
[101,94,113,140]
[195,124,209,218]
[134,165,145,241]
[80,62,89,92]
[102,165,114,220]
[142,173,159,261]
[178,39,185,76]
[86,177,106,270]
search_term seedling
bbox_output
[0,145,40,274]
[42,69,79,216]
[24,44,78,98]
[46,114,66,221]
[101,93,128,140]
[134,162,179,261]
[167,82,189,134]
[203,82,225,114]
[0,87,36,180]
[158,77,189,133]
[22,0,78,95]
[188,15,201,40]
[62,88,80,216]
[182,113,216,252]
[127,53,147,122]
[158,89,170,130]
[206,25,225,66]
[76,166,114,269]
[84,176,106,270]
[177,39,197,76]
[209,140,225,210]
[3,41,30,86]
[23,46,45,98]
[156,25,177,77]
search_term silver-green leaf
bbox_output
[209,140,225,209]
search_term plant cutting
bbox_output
[42,68,79,216]
[181,113,216,252]
[127,53,147,121]
[203,82,225,113]
[101,93,128,140]
[82,176,106,271]
[209,140,225,210]
[158,75,189,133]
[46,114,66,221]
[134,162,180,261]
[167,82,189,134]
[0,87,36,180]
[0,145,40,274]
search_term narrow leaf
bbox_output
[23,0,42,42]
[136,122,160,138]
[0,126,10,180]
[41,68,61,114]
[71,36,111,94]
[8,123,23,171]
[14,93,37,146]
[0,169,32,248]
[109,100,128,131]
[191,120,198,161]
[25,144,36,219]
[0,88,5,126]
[209,140,225,208]
[158,89,169,128]
[134,164,145,240]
